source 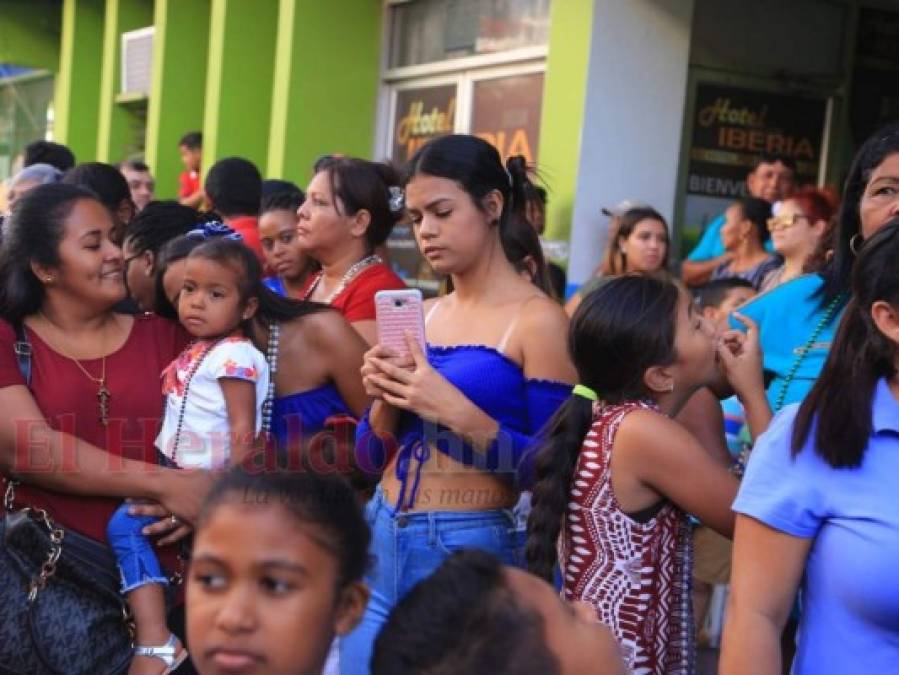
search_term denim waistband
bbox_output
[370,484,516,526]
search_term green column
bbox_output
[537,0,595,244]
[266,0,381,184]
[0,0,62,71]
[202,0,278,171]
[95,0,154,163]
[53,0,105,162]
[144,0,210,199]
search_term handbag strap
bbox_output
[13,319,32,387]
[5,320,32,506]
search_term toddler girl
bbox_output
[107,233,270,673]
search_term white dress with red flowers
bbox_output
[156,336,269,468]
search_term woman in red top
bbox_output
[296,156,406,344]
[0,184,211,669]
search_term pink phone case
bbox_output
[375,289,426,360]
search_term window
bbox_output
[388,0,550,69]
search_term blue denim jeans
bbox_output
[338,486,522,675]
[107,503,169,594]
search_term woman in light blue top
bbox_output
[721,129,899,674]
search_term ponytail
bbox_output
[504,155,536,221]
[526,395,595,582]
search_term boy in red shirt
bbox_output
[205,156,265,265]
[177,131,204,209]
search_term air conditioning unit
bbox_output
[120,26,154,96]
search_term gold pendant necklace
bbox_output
[38,312,111,426]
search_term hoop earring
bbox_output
[850,233,863,256]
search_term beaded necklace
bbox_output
[303,255,381,303]
[170,339,222,465]
[772,293,845,412]
[261,322,280,435]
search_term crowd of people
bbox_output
[0,119,896,675]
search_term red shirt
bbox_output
[299,263,406,321]
[178,170,200,199]
[226,215,265,267]
[0,315,189,544]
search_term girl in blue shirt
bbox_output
[722,124,899,674]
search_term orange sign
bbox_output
[471,72,544,164]
[392,85,456,163]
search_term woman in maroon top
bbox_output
[296,156,406,344]
[0,184,211,665]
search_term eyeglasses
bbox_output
[767,213,810,232]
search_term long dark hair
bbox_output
[501,215,552,295]
[0,183,98,322]
[403,135,536,244]
[792,219,899,467]
[526,275,680,581]
[154,235,327,324]
[821,121,899,304]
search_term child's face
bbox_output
[178,256,256,338]
[187,501,367,675]
[179,144,202,172]
[259,209,308,282]
[666,290,719,391]
[705,287,757,332]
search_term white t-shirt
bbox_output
[156,337,269,469]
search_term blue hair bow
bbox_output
[186,220,243,242]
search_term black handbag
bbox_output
[0,321,133,675]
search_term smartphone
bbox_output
[375,289,426,361]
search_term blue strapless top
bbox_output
[356,344,570,511]
[272,383,353,448]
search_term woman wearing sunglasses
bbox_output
[760,187,837,292]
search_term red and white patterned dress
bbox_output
[560,400,694,674]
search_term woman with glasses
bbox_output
[759,187,837,292]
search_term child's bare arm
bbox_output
[220,378,258,465]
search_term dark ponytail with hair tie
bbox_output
[526,393,596,582]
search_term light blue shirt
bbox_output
[733,380,899,674]
[686,211,775,262]
[729,274,845,409]
[687,213,727,261]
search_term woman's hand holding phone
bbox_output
[362,344,412,401]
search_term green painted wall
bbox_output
[202,0,278,172]
[266,0,382,185]
[145,0,210,199]
[537,0,595,246]
[0,0,62,71]
[54,0,105,162]
[96,0,154,163]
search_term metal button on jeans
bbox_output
[396,516,409,528]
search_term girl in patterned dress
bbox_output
[526,275,770,674]
[107,235,270,674]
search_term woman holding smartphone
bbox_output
[340,136,575,673]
